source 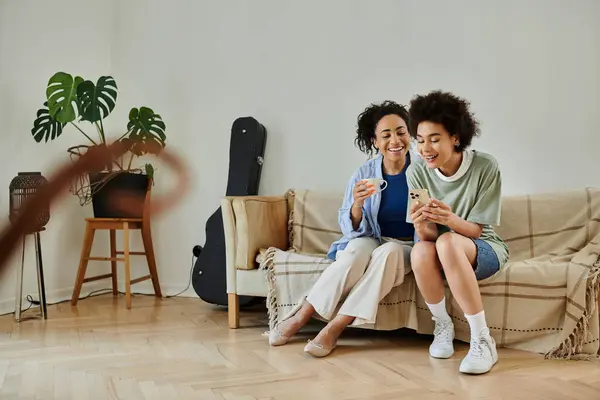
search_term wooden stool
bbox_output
[70,217,162,309]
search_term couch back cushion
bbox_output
[494,187,599,262]
[288,189,343,254]
[288,187,600,260]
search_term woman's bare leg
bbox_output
[435,232,498,375]
[410,241,444,303]
[411,241,455,359]
[270,300,317,342]
[308,314,354,351]
[435,232,480,314]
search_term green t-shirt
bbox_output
[405,150,509,268]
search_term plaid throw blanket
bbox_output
[259,188,600,359]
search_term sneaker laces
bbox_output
[432,317,453,344]
[467,330,492,359]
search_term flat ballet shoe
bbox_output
[268,326,290,346]
[303,339,336,357]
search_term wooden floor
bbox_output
[0,295,599,400]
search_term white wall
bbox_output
[111,0,600,292]
[0,0,599,310]
[0,0,118,313]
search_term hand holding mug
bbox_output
[352,180,373,208]
[352,178,387,208]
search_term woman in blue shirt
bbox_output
[269,101,416,357]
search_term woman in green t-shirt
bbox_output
[405,90,509,375]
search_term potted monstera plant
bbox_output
[30,71,167,218]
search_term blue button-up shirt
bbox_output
[327,149,419,260]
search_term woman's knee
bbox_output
[435,232,461,255]
[371,241,410,265]
[410,241,438,274]
[435,232,477,267]
[376,241,408,256]
[346,237,378,254]
[335,237,377,271]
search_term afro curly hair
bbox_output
[354,100,410,157]
[408,90,481,152]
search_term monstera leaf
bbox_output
[31,101,65,143]
[126,107,166,155]
[46,72,83,123]
[77,76,117,122]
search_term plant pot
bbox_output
[88,172,149,218]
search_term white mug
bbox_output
[361,178,388,193]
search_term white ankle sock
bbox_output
[465,310,488,339]
[426,297,451,321]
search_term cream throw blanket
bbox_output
[259,188,600,359]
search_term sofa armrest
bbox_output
[222,195,289,276]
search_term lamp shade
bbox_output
[9,172,50,231]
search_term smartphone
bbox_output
[408,188,430,209]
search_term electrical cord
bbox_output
[0,252,199,317]
[165,253,196,298]
[1,287,115,317]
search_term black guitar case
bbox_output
[191,116,267,306]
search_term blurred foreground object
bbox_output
[0,142,190,289]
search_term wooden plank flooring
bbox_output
[0,294,599,399]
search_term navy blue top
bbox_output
[377,168,414,240]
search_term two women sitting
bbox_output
[268,90,508,375]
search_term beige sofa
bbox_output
[222,188,600,359]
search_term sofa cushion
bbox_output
[232,196,289,270]
[495,188,595,262]
[289,189,343,254]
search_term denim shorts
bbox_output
[471,239,500,280]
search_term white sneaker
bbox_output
[429,317,455,359]
[459,328,498,374]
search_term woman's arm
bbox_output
[422,199,483,239]
[350,203,364,231]
[338,170,373,238]
[411,201,439,241]
[424,158,502,239]
[406,163,438,241]
[417,221,439,241]
[446,214,483,239]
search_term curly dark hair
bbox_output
[408,90,480,152]
[354,100,410,157]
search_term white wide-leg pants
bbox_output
[305,236,412,326]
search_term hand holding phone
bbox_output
[408,188,431,210]
[421,198,454,226]
[408,189,431,225]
